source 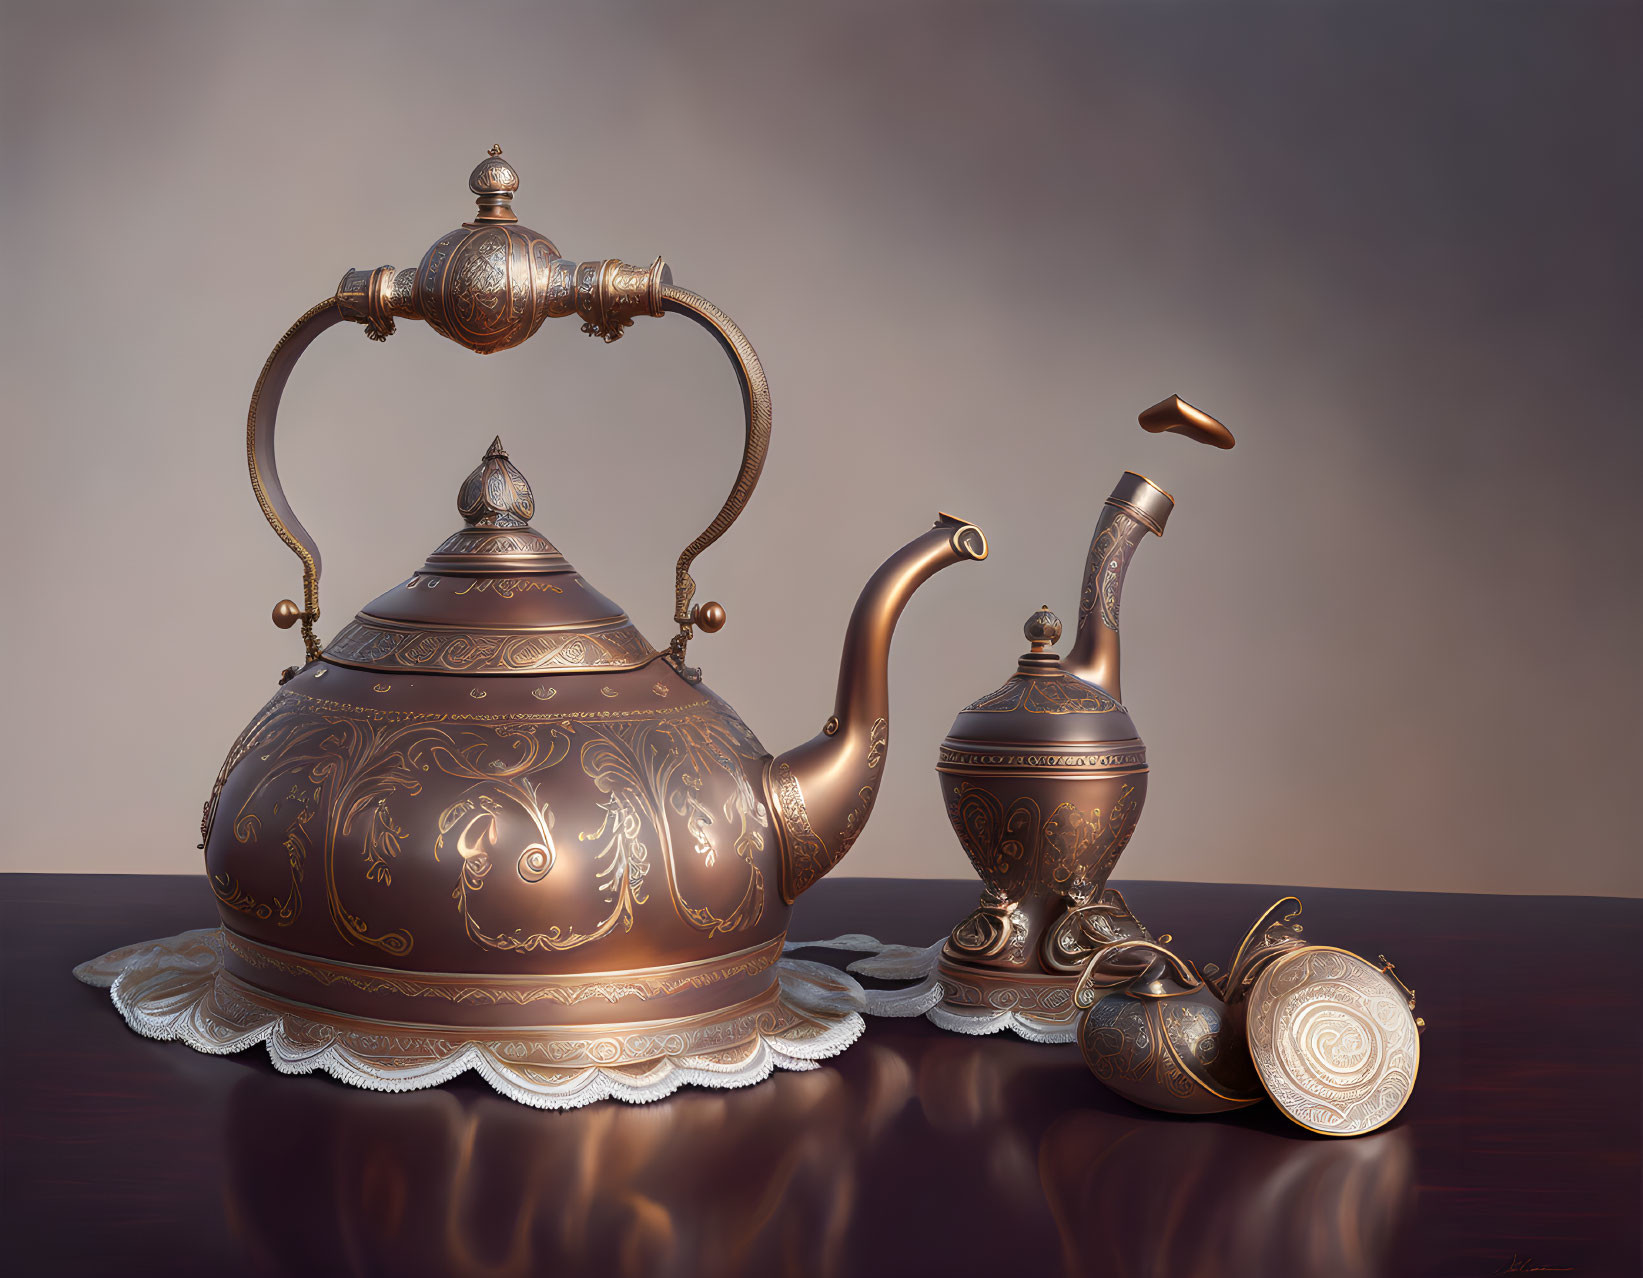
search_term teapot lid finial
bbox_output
[457,436,535,528]
[468,145,520,223]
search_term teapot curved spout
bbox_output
[768,514,988,902]
[1063,472,1175,701]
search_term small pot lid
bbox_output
[946,607,1139,746]
[321,438,658,675]
[1245,946,1422,1137]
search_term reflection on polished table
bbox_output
[2,874,1637,1277]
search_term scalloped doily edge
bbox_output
[75,930,866,1111]
[785,933,1080,1043]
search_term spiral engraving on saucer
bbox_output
[1248,949,1419,1136]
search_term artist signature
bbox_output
[1494,1255,1572,1274]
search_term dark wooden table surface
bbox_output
[2,873,1637,1277]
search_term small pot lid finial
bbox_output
[945,602,1134,743]
[1024,605,1063,652]
[468,145,520,223]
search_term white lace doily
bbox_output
[782,933,1080,1043]
[75,929,869,1110]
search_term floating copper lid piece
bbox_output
[1245,946,1423,1137]
[1138,394,1236,449]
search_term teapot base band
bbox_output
[219,927,787,1030]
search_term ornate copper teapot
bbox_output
[198,148,987,1085]
[931,400,1234,1038]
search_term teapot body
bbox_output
[203,658,790,1031]
[204,417,982,1062]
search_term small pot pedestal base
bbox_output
[930,951,1082,1042]
[920,886,1161,1043]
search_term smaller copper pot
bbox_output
[1073,897,1307,1114]
[1074,940,1266,1115]
[931,409,1234,1040]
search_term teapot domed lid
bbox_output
[321,438,657,675]
[945,607,1138,746]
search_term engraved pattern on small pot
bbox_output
[1157,999,1263,1101]
[1079,512,1141,632]
[1080,997,1197,1104]
[1048,889,1156,970]
[937,743,1147,772]
[949,909,1007,958]
[961,672,1124,716]
[944,780,1139,902]
[938,966,1078,1019]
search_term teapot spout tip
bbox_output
[935,512,989,561]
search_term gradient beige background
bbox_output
[1,2,1637,894]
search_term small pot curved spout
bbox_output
[767,513,988,901]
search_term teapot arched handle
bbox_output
[246,282,771,675]
[247,299,345,666]
[655,285,771,675]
